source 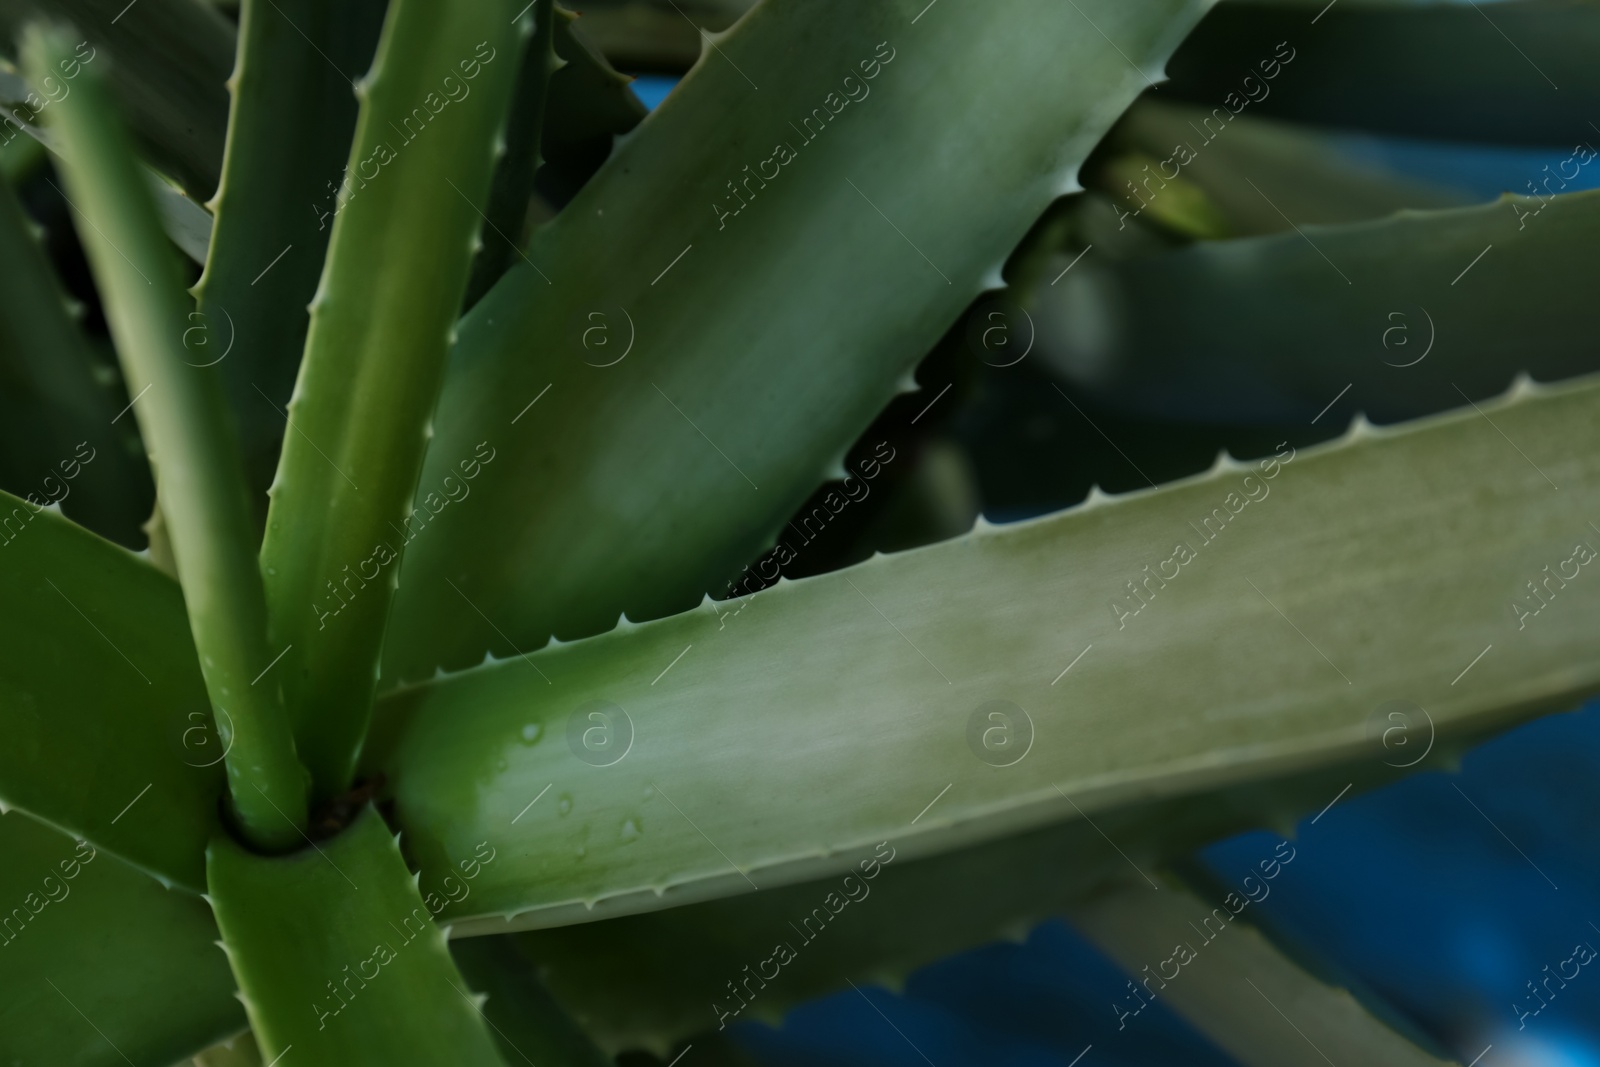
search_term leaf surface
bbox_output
[1035,188,1600,425]
[1068,875,1460,1065]
[0,811,241,1066]
[0,0,234,197]
[1092,100,1470,240]
[463,0,558,309]
[508,755,1393,1054]
[0,487,219,890]
[207,806,505,1066]
[532,6,647,209]
[0,170,151,545]
[258,0,524,801]
[368,374,1600,933]
[30,25,309,847]
[195,0,388,517]
[382,0,1217,682]
[450,936,613,1067]
[1169,0,1598,145]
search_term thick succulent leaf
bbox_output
[0,811,242,1066]
[29,25,309,848]
[0,115,43,178]
[367,373,1600,933]
[559,0,753,72]
[511,752,1427,1055]
[450,937,613,1067]
[1068,876,1458,1066]
[381,0,1216,683]
[463,0,557,310]
[0,170,152,546]
[0,72,217,263]
[258,0,523,801]
[533,6,647,208]
[1169,0,1598,145]
[207,806,505,1066]
[0,0,233,198]
[195,0,388,517]
[1035,188,1600,425]
[192,1033,263,1067]
[0,487,219,890]
[1091,100,1470,240]
[148,169,215,265]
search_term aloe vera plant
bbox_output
[2,0,1596,1064]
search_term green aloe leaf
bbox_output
[507,761,1381,1054]
[0,811,242,1066]
[258,0,523,802]
[0,487,219,890]
[381,0,1217,683]
[195,0,388,517]
[559,0,753,72]
[1169,0,1598,145]
[28,24,309,849]
[450,937,613,1067]
[0,712,1437,1064]
[533,6,647,208]
[1034,188,1600,425]
[1068,875,1459,1065]
[368,373,1600,933]
[192,1033,263,1067]
[0,118,44,179]
[1090,100,1470,240]
[207,806,505,1066]
[0,0,234,198]
[0,169,152,546]
[463,0,557,309]
[0,63,220,264]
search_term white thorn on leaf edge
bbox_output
[1206,449,1246,475]
[1343,411,1379,442]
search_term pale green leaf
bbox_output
[367,373,1600,933]
[257,0,524,802]
[1068,875,1460,1065]
[28,24,309,848]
